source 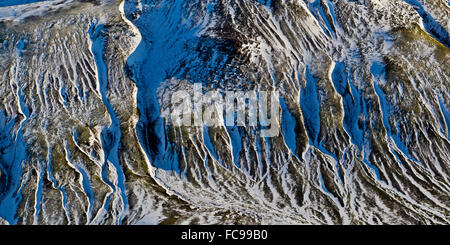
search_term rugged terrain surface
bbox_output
[0,0,449,224]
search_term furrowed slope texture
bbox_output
[0,0,449,224]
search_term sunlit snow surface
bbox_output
[0,0,449,224]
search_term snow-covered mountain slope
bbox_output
[0,0,448,224]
